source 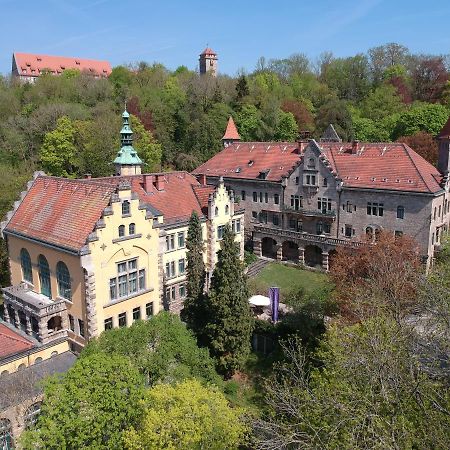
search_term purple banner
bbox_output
[269,286,279,323]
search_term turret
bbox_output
[222,116,241,147]
[199,47,218,77]
[114,109,143,176]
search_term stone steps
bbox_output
[246,258,270,278]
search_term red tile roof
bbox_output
[193,185,215,215]
[200,47,217,56]
[5,176,115,252]
[193,140,444,194]
[13,52,112,78]
[223,117,240,140]
[0,324,34,359]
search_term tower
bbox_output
[114,109,143,176]
[222,116,241,147]
[199,47,218,77]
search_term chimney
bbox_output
[352,140,359,154]
[297,131,311,154]
[84,173,92,179]
[154,174,164,191]
[197,173,207,185]
[144,174,152,192]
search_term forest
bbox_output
[1,41,450,283]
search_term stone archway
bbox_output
[47,316,62,333]
[261,237,277,259]
[282,241,299,263]
[304,245,323,268]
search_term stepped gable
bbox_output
[193,142,301,182]
[222,117,240,140]
[4,176,115,252]
[0,324,34,359]
[13,52,111,78]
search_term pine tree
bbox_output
[181,211,206,336]
[204,225,254,377]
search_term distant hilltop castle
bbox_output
[199,47,218,77]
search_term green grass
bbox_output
[248,262,330,304]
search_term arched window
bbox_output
[129,223,136,235]
[225,205,229,214]
[215,207,219,217]
[24,402,41,429]
[118,225,125,237]
[122,200,130,215]
[366,226,373,241]
[0,418,12,448]
[397,205,405,219]
[20,248,33,283]
[56,261,71,300]
[38,255,51,298]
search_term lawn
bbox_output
[248,262,330,303]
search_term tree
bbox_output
[274,110,298,141]
[123,379,248,450]
[130,114,162,171]
[21,353,145,450]
[368,42,410,85]
[330,231,422,322]
[397,131,439,165]
[40,115,79,177]
[181,211,207,337]
[83,312,221,387]
[316,98,353,141]
[255,318,450,450]
[235,74,250,103]
[412,56,449,103]
[203,225,254,377]
[281,99,314,132]
[361,84,404,121]
[235,104,264,141]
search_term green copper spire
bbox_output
[114,108,143,173]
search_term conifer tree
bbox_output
[204,224,254,377]
[181,211,206,335]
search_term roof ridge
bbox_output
[39,176,116,190]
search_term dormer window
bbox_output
[258,169,269,180]
[248,160,254,167]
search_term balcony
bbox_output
[253,225,365,248]
[283,205,336,219]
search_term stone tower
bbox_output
[114,109,143,176]
[199,47,218,77]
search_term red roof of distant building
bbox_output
[13,52,112,78]
[200,47,217,56]
[222,117,241,141]
[4,176,115,252]
[0,324,34,359]
[193,140,443,194]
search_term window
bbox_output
[225,205,229,214]
[324,222,331,234]
[20,248,33,283]
[110,258,146,301]
[305,174,316,185]
[129,223,136,235]
[118,225,125,237]
[0,418,12,449]
[215,206,219,216]
[122,200,130,215]
[118,312,127,328]
[264,192,268,203]
[258,211,268,223]
[323,178,328,187]
[252,211,257,219]
[273,214,280,226]
[38,255,51,298]
[179,284,186,298]
[316,221,323,235]
[439,205,442,217]
[307,157,316,168]
[56,261,71,300]
[78,319,85,337]
[346,201,353,213]
[24,402,41,429]
[166,234,175,251]
[367,202,384,216]
[253,192,257,202]
[395,230,403,239]
[397,206,405,219]
[104,317,113,330]
[289,219,296,229]
[68,314,75,332]
[232,219,241,233]
[178,232,185,248]
[178,259,185,275]
[317,198,332,213]
[259,192,263,202]
[366,227,374,241]
[295,176,299,185]
[132,307,141,321]
[274,194,279,205]
[290,195,302,210]
[145,302,153,318]
[165,261,176,279]
[434,207,437,220]
[241,190,246,201]
[217,225,225,240]
[345,225,352,237]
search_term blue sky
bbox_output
[1,0,450,76]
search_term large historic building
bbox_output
[199,47,218,76]
[193,118,450,270]
[0,111,244,363]
[11,52,112,83]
